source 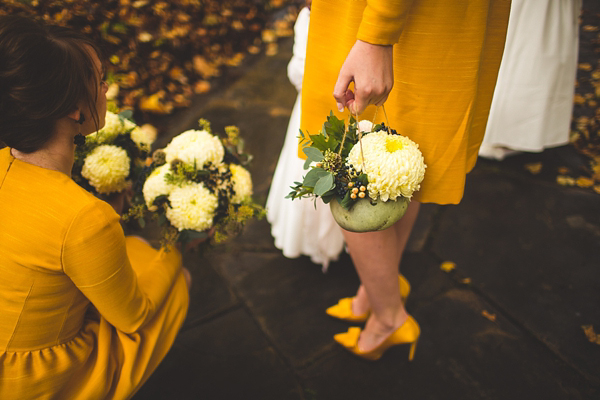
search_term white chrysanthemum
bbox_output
[142,163,174,207]
[347,131,426,201]
[229,164,253,204]
[166,182,218,231]
[131,126,154,152]
[81,145,130,194]
[164,129,224,169]
[357,120,373,133]
[88,111,124,143]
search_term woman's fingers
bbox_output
[333,70,354,112]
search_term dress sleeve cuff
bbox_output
[357,0,415,45]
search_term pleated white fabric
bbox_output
[480,0,582,159]
[266,7,345,271]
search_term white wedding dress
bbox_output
[266,7,345,271]
[479,0,582,160]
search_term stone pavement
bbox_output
[134,24,600,400]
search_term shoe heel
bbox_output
[408,340,417,361]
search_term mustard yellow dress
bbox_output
[0,147,189,399]
[301,0,511,204]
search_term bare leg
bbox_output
[343,200,421,351]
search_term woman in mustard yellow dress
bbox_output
[0,16,190,399]
[301,0,511,359]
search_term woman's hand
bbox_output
[333,40,394,115]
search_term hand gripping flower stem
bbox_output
[333,40,394,115]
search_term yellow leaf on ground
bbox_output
[524,162,542,174]
[557,175,576,186]
[576,177,594,188]
[579,63,592,71]
[440,261,456,272]
[261,29,276,43]
[269,107,291,117]
[557,167,570,175]
[139,91,173,114]
[574,94,586,104]
[193,55,220,78]
[582,25,599,32]
[582,325,600,345]
[266,43,278,56]
[248,45,260,54]
[594,185,600,195]
[194,80,211,94]
[481,310,497,322]
[461,278,472,284]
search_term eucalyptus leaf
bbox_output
[303,157,312,170]
[303,167,329,187]
[137,217,146,228]
[303,147,324,162]
[314,173,335,196]
[340,190,354,210]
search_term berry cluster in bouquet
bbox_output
[72,110,155,208]
[288,110,426,232]
[128,119,264,249]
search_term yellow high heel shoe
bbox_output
[326,274,411,323]
[333,315,420,361]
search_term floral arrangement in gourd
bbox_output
[288,111,426,231]
[72,110,155,196]
[126,119,264,248]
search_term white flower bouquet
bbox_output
[127,119,264,248]
[72,110,155,197]
[288,111,426,232]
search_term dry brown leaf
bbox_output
[461,278,472,284]
[574,94,586,104]
[169,66,188,84]
[261,29,276,43]
[193,55,220,78]
[579,63,593,71]
[594,185,600,195]
[482,310,497,322]
[592,70,600,80]
[583,25,599,32]
[557,167,570,175]
[194,80,211,94]
[440,261,456,272]
[266,42,278,56]
[269,107,291,117]
[582,325,600,345]
[248,45,260,54]
[524,162,542,175]
[225,53,245,67]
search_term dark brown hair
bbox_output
[0,15,103,153]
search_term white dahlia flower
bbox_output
[347,131,426,201]
[142,163,174,207]
[81,144,131,194]
[229,164,253,204]
[166,182,218,231]
[89,111,124,143]
[163,129,224,169]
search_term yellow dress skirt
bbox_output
[0,147,189,399]
[301,0,511,204]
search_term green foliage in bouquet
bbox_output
[287,112,373,210]
[124,118,264,251]
[72,110,152,201]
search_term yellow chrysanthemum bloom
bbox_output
[142,163,174,207]
[81,144,130,194]
[164,129,224,169]
[347,130,426,201]
[229,164,253,204]
[166,182,218,231]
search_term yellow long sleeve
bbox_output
[357,0,416,45]
[62,200,182,334]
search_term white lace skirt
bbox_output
[266,94,345,271]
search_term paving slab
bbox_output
[432,161,600,384]
[299,284,598,400]
[135,308,303,400]
[180,250,240,329]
